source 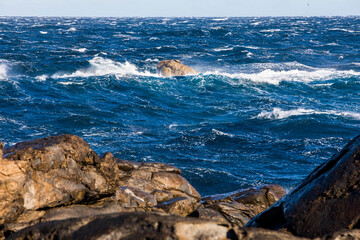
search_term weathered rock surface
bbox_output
[157,59,199,77]
[192,184,286,226]
[8,211,306,240]
[0,134,201,238]
[246,135,360,238]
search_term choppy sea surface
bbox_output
[0,17,360,195]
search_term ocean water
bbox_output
[0,16,360,196]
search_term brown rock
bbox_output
[196,185,286,226]
[7,211,308,240]
[157,60,199,77]
[156,197,199,216]
[152,172,201,200]
[115,186,157,208]
[0,134,203,238]
[8,212,237,240]
[246,135,360,238]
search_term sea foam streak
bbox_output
[205,68,360,85]
[256,108,360,120]
[52,57,158,79]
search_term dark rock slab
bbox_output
[246,135,360,238]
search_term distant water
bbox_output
[1,17,360,196]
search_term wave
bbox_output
[256,107,360,120]
[205,68,360,85]
[51,57,158,79]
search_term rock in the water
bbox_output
[246,135,360,238]
[8,211,305,240]
[193,185,286,226]
[157,59,199,77]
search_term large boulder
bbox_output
[157,60,199,77]
[246,135,360,238]
[193,184,286,226]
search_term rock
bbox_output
[115,186,157,208]
[157,59,199,77]
[194,185,286,226]
[246,135,360,238]
[0,134,202,238]
[7,211,306,240]
[156,197,199,216]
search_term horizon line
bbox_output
[0,15,359,18]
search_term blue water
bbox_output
[1,17,360,196]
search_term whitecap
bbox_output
[52,56,158,79]
[260,29,281,33]
[0,63,7,80]
[145,58,159,62]
[204,68,360,85]
[35,74,48,81]
[68,27,77,31]
[40,31,48,34]
[255,107,360,120]
[58,81,84,85]
[213,46,233,52]
[212,129,234,137]
[72,48,87,53]
[213,18,228,21]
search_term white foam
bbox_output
[213,18,228,21]
[212,129,235,137]
[40,31,48,34]
[256,107,360,120]
[68,27,77,32]
[205,68,360,85]
[52,57,158,79]
[0,63,8,80]
[35,74,48,81]
[72,48,87,53]
[260,29,281,33]
[213,46,233,52]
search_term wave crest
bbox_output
[205,68,360,85]
[52,57,158,79]
[256,107,360,120]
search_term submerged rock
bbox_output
[157,59,199,77]
[246,135,360,238]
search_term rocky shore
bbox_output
[2,134,360,239]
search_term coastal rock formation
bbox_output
[157,59,199,77]
[9,211,305,240]
[194,184,286,226]
[0,134,201,237]
[246,135,360,238]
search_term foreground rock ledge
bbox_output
[0,134,284,239]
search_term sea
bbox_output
[0,16,359,196]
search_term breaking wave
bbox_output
[205,68,360,85]
[52,57,158,79]
[256,108,360,120]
